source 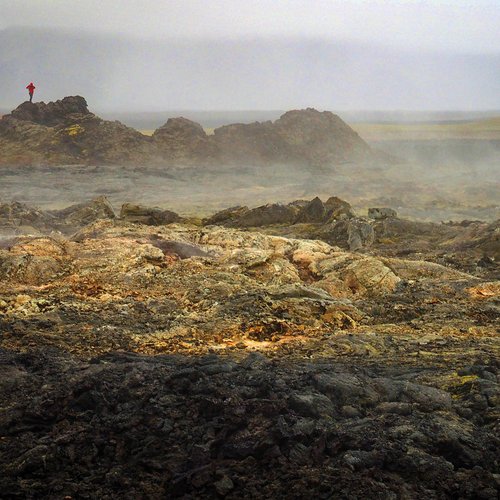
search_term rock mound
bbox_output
[7,96,91,127]
[153,117,218,162]
[0,97,154,165]
[212,108,373,165]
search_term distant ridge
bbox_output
[0,96,387,167]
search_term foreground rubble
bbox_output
[0,201,498,498]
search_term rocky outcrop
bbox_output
[7,96,91,126]
[0,96,155,165]
[205,196,355,229]
[120,203,181,225]
[273,108,373,165]
[294,197,326,223]
[0,98,382,166]
[0,201,56,234]
[1,197,116,235]
[49,196,116,230]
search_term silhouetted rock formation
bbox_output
[0,97,383,167]
[8,96,91,126]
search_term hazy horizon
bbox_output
[1,1,499,112]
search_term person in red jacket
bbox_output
[26,82,36,102]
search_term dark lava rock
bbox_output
[49,196,116,230]
[0,350,498,498]
[202,206,250,226]
[7,96,91,127]
[147,236,210,259]
[204,203,297,228]
[321,218,375,251]
[294,197,326,223]
[324,196,356,221]
[0,198,117,235]
[204,196,355,228]
[288,392,334,418]
[0,201,55,233]
[120,203,181,225]
[368,207,398,220]
[233,203,298,227]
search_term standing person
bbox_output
[26,82,36,102]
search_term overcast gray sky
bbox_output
[1,0,500,53]
[1,1,499,111]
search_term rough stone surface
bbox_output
[0,199,498,498]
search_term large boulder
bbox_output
[324,196,355,221]
[321,219,375,251]
[49,196,116,231]
[120,203,181,225]
[202,206,250,226]
[294,197,326,223]
[368,207,398,220]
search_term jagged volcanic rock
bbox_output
[0,96,155,165]
[7,95,91,126]
[0,201,498,498]
[204,196,355,228]
[120,203,182,225]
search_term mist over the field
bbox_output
[0,0,499,222]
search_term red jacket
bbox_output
[26,83,35,93]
